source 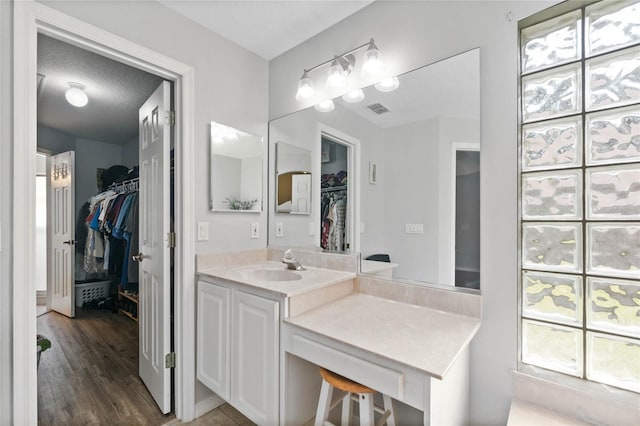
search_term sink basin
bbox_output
[245,269,302,282]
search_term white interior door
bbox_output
[138,81,172,414]
[47,151,76,317]
[291,174,311,214]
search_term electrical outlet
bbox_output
[251,222,259,239]
[275,222,284,237]
[360,222,365,233]
[197,221,209,241]
[308,222,316,235]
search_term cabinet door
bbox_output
[232,290,279,425]
[197,281,230,400]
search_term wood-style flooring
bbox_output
[37,309,254,425]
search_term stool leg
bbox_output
[359,394,374,426]
[382,394,396,426]
[315,379,334,426]
[341,392,352,425]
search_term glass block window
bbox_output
[520,0,640,394]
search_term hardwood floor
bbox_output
[38,308,171,425]
[37,308,254,426]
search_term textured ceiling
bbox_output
[159,0,375,60]
[37,34,164,144]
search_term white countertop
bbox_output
[285,293,480,379]
[197,261,356,297]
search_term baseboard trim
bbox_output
[194,394,225,419]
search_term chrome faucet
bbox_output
[282,249,305,271]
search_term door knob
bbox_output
[62,240,76,245]
[132,253,145,262]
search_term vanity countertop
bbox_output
[197,261,356,297]
[285,293,481,380]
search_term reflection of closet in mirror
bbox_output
[320,136,348,251]
[210,122,263,212]
[453,144,480,290]
[275,142,311,214]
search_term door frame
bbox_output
[315,123,361,253]
[450,142,480,287]
[13,2,196,423]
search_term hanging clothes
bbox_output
[82,179,139,290]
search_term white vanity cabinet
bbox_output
[197,279,280,425]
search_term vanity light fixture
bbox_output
[375,76,400,92]
[314,99,335,112]
[342,89,365,103]
[295,38,387,107]
[362,39,384,76]
[295,70,315,101]
[65,82,88,107]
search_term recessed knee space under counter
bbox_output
[196,249,481,425]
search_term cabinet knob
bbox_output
[132,253,145,262]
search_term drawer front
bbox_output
[291,334,405,400]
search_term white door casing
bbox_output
[138,81,172,414]
[48,151,75,317]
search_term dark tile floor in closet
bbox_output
[37,308,254,425]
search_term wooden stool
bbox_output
[314,368,396,426]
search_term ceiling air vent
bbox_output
[366,102,389,115]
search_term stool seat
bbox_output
[320,368,375,394]
[315,368,396,426]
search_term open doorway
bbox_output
[317,126,361,253]
[36,33,175,423]
[452,144,480,290]
[35,153,48,316]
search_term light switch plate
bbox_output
[275,222,284,237]
[197,221,209,241]
[251,222,259,239]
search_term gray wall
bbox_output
[268,1,558,423]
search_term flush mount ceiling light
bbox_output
[211,122,245,144]
[295,38,387,109]
[65,82,88,107]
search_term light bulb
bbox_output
[326,57,347,89]
[375,76,399,92]
[295,71,315,101]
[342,89,365,103]
[65,82,88,107]
[314,99,335,113]
[362,40,384,76]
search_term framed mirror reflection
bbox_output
[210,122,263,212]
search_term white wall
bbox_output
[268,1,559,423]
[2,0,269,419]
[383,118,440,283]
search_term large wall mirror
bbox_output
[268,48,480,291]
[210,121,263,212]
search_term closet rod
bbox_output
[321,185,347,193]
